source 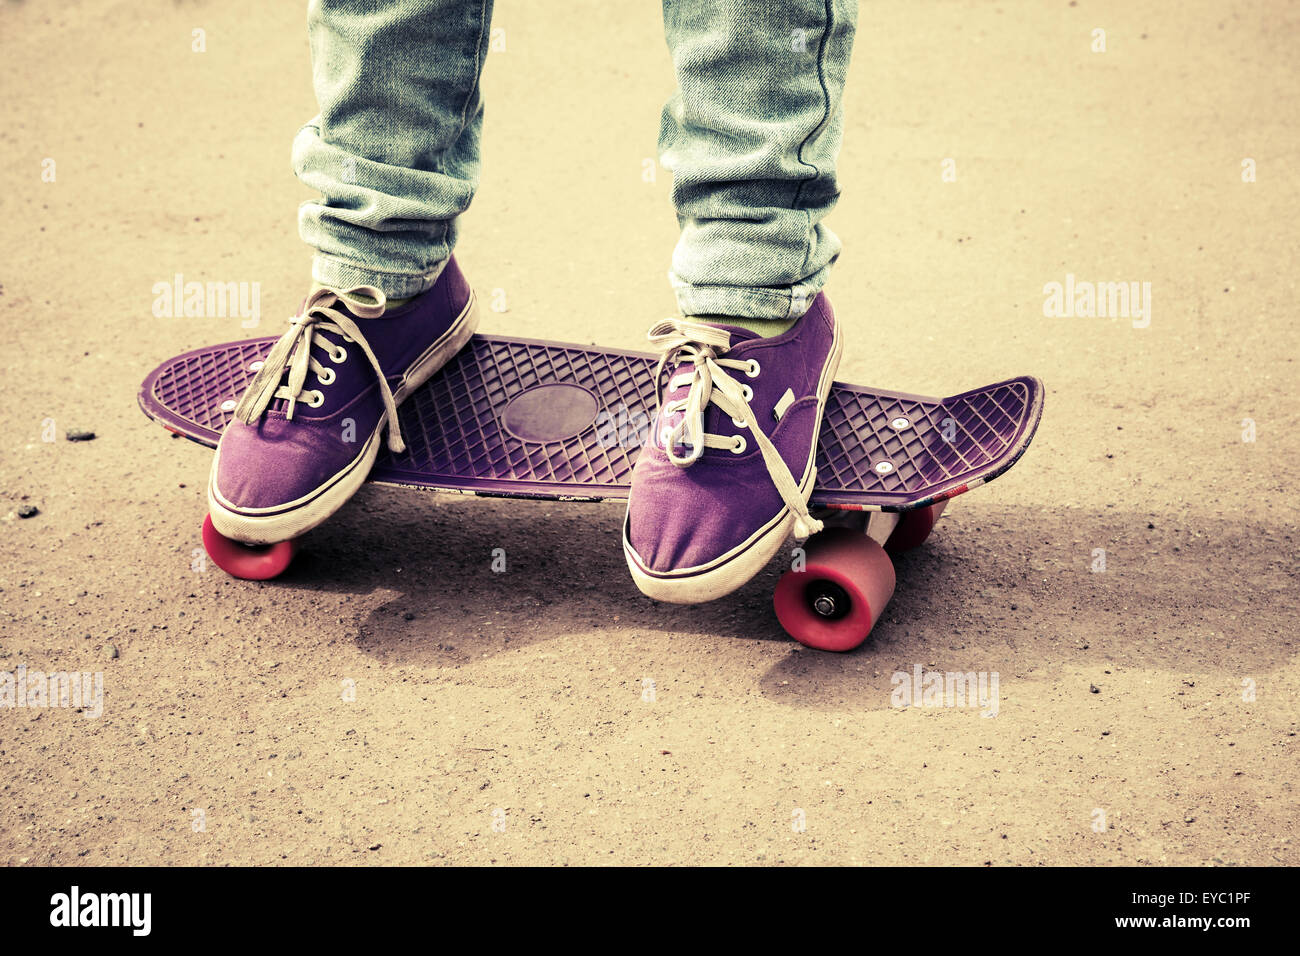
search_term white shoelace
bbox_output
[233,285,409,454]
[647,318,823,539]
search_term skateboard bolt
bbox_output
[813,594,837,617]
[890,417,911,430]
[874,461,895,475]
[220,400,237,412]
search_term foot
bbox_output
[207,257,478,543]
[623,292,842,603]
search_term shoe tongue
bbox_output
[300,285,385,326]
[334,289,384,315]
[695,320,760,345]
[665,322,757,380]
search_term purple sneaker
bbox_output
[207,257,478,543]
[623,293,843,603]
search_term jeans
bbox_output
[293,0,857,319]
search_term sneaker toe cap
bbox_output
[625,452,785,574]
[210,417,365,512]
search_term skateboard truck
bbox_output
[771,500,951,652]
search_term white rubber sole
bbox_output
[623,318,843,604]
[208,292,478,545]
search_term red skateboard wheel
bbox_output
[201,514,298,580]
[884,501,949,555]
[774,527,896,652]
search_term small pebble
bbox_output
[1089,684,1100,694]
[17,505,39,519]
[66,429,96,442]
[103,644,119,660]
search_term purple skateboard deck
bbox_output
[138,334,1043,512]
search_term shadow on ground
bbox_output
[262,487,1296,711]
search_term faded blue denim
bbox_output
[294,0,857,319]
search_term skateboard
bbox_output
[139,333,1043,651]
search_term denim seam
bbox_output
[791,0,835,209]
[793,0,836,279]
[434,0,491,262]
[452,0,491,145]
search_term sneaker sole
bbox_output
[207,291,479,544]
[622,316,844,604]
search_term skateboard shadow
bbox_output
[752,503,1293,712]
[269,489,1293,714]
[269,485,796,660]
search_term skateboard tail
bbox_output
[815,373,1044,512]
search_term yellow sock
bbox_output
[689,313,796,339]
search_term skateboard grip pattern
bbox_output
[387,337,657,495]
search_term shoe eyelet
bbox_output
[745,359,761,379]
[306,390,325,409]
[741,384,754,402]
[316,367,336,385]
[731,415,747,429]
[659,426,673,447]
[730,435,747,454]
[330,346,348,364]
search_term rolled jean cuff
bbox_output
[669,263,832,321]
[310,253,447,301]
